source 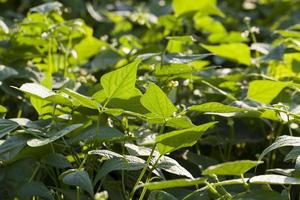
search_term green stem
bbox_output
[76,186,80,200]
[29,163,40,182]
[128,144,156,200]
[138,154,163,200]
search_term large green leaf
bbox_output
[18,181,54,200]
[247,80,289,104]
[62,170,94,196]
[141,82,177,121]
[259,135,300,160]
[100,60,140,101]
[203,160,263,176]
[172,0,224,17]
[202,43,251,65]
[156,122,217,154]
[141,177,207,190]
[0,119,19,138]
[27,124,82,147]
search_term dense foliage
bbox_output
[1,0,300,199]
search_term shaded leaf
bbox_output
[0,119,19,138]
[63,170,94,196]
[27,124,82,147]
[18,181,54,200]
[259,135,300,160]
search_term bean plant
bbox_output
[1,0,300,200]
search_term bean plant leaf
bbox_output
[30,1,62,13]
[157,156,193,178]
[0,119,19,138]
[18,83,72,106]
[141,177,207,190]
[141,82,177,121]
[189,102,245,113]
[18,181,54,200]
[0,65,18,81]
[89,150,145,183]
[42,153,71,169]
[202,43,251,65]
[233,190,286,200]
[156,122,217,154]
[62,170,94,196]
[62,88,99,109]
[100,60,140,101]
[247,80,289,104]
[27,124,82,147]
[0,105,7,113]
[203,160,263,176]
[249,174,300,185]
[259,135,300,160]
[172,0,224,17]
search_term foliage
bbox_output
[1,0,300,200]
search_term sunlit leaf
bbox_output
[203,160,263,176]
[156,122,217,154]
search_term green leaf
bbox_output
[202,43,251,65]
[18,181,54,200]
[247,80,289,104]
[62,88,99,109]
[189,102,245,113]
[27,124,82,147]
[202,160,263,176]
[157,156,193,178]
[141,82,177,121]
[284,147,300,161]
[30,2,62,13]
[0,105,7,113]
[0,65,18,81]
[18,83,55,99]
[141,177,207,190]
[156,122,217,154]
[0,119,19,138]
[62,170,94,196]
[259,135,300,160]
[42,153,71,169]
[233,190,286,200]
[166,116,195,129]
[172,0,224,17]
[100,60,141,101]
[18,83,72,106]
[89,150,145,183]
[73,36,106,64]
[249,174,300,185]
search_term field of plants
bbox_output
[2,0,300,199]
